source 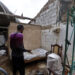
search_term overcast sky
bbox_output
[0,0,48,23]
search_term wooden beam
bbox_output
[41,25,52,30]
[0,12,34,20]
[0,26,8,29]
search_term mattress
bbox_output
[23,48,48,63]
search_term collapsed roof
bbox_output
[0,1,18,27]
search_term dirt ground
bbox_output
[0,56,47,75]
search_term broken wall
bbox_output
[41,24,66,51]
[30,0,72,25]
[30,0,59,26]
[29,0,73,64]
[8,22,41,51]
[41,23,74,64]
[30,0,73,50]
[30,0,61,51]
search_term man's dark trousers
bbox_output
[12,53,25,75]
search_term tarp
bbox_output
[47,53,63,75]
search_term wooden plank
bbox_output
[0,12,35,20]
[0,26,8,29]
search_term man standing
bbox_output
[10,24,31,75]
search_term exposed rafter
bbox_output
[0,12,35,20]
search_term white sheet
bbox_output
[47,53,62,75]
[0,50,6,56]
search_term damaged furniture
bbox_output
[51,44,63,57]
[23,48,48,63]
[46,44,63,75]
[46,44,63,58]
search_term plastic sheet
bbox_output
[0,50,6,56]
[47,53,63,75]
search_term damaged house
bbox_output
[0,0,75,75]
[0,0,74,63]
[29,0,73,63]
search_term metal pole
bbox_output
[62,10,69,75]
[70,23,75,75]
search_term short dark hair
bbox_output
[17,24,24,30]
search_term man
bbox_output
[10,24,31,75]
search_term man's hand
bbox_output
[28,50,32,53]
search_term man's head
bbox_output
[17,24,24,33]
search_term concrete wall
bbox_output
[41,23,74,63]
[30,0,72,25]
[8,22,41,50]
[41,24,66,51]
[30,0,59,26]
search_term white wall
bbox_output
[41,23,74,64]
[41,23,66,51]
